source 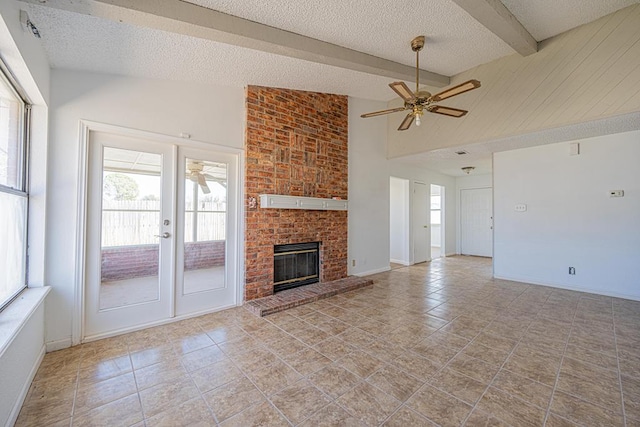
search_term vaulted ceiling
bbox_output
[16,0,640,175]
[20,0,636,100]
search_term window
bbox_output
[0,63,29,310]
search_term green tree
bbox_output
[103,173,139,200]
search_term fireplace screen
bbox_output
[273,242,320,292]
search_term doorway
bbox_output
[430,184,445,259]
[84,129,239,340]
[460,187,493,257]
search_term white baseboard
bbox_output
[46,337,72,353]
[81,303,238,343]
[7,343,46,427]
[493,274,640,302]
[390,259,410,266]
[354,266,391,277]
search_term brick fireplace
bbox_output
[244,86,348,301]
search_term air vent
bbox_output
[455,150,468,155]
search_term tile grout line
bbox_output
[541,297,581,426]
[611,299,628,427]
[261,309,415,426]
[251,287,445,426]
[69,354,82,425]
[379,317,490,426]
[126,340,147,426]
[230,318,342,426]
[212,321,294,426]
[459,290,556,426]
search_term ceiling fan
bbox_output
[361,36,481,131]
[187,161,213,194]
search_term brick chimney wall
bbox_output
[244,86,348,301]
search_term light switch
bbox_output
[515,204,527,212]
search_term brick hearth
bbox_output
[244,86,348,301]
[245,276,374,317]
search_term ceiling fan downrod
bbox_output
[411,36,425,95]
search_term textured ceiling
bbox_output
[184,0,515,76]
[500,0,638,41]
[18,0,640,176]
[23,5,409,101]
[23,0,637,102]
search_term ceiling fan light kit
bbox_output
[361,36,481,131]
[461,166,475,174]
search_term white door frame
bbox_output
[73,121,244,345]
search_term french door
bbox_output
[84,130,238,340]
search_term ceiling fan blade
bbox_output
[429,79,481,102]
[360,106,407,118]
[389,82,417,102]
[428,105,468,117]
[398,113,415,131]
[196,173,211,194]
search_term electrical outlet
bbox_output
[610,190,624,197]
[352,259,356,267]
[515,204,527,212]
[569,267,576,275]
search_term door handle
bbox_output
[155,232,171,239]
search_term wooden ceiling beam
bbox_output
[451,0,538,56]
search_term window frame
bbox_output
[0,58,31,311]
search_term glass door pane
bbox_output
[182,158,227,294]
[99,147,162,310]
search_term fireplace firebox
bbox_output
[273,242,320,292]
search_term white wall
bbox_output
[46,70,244,348]
[456,174,492,254]
[348,96,457,276]
[0,2,50,424]
[494,131,640,300]
[0,296,46,427]
[348,98,391,276]
[389,177,409,264]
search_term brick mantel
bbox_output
[244,86,348,301]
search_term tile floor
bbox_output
[16,256,640,426]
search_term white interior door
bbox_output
[85,131,239,340]
[413,181,430,263]
[85,131,176,339]
[461,187,493,257]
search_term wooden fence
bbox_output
[101,199,226,247]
